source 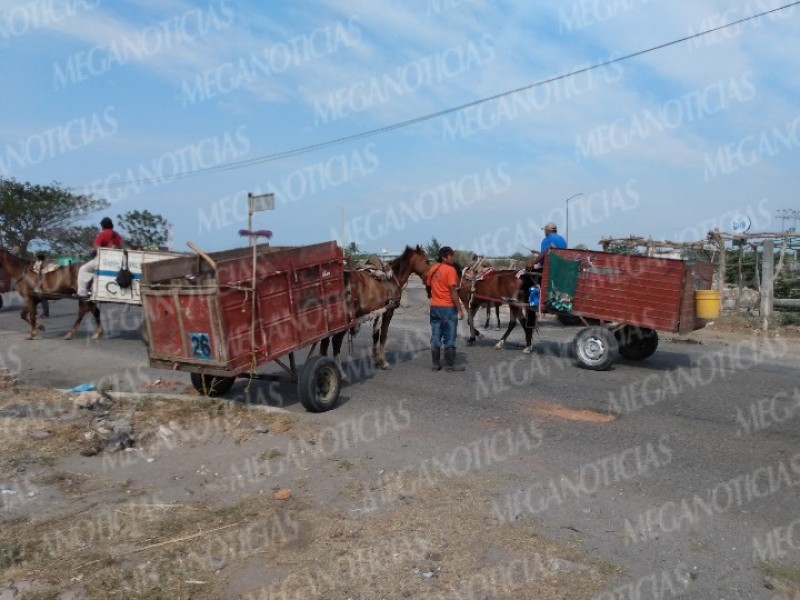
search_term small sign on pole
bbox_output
[247,192,275,247]
[730,214,751,234]
[248,192,275,213]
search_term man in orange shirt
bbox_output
[426,246,464,372]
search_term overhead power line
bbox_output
[98,1,800,189]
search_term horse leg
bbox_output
[495,304,501,329]
[483,304,490,329]
[466,303,481,345]
[521,308,536,354]
[331,331,349,383]
[90,303,104,340]
[24,297,39,340]
[371,315,381,367]
[494,307,519,350]
[64,300,88,340]
[320,337,330,356]
[375,311,393,370]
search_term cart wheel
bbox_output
[190,372,236,397]
[615,326,658,360]
[573,326,618,371]
[298,355,341,413]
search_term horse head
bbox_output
[390,245,430,285]
[0,246,27,277]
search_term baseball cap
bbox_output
[438,246,454,258]
[542,222,557,231]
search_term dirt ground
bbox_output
[0,385,614,599]
[2,310,800,599]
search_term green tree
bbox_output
[345,241,361,256]
[117,209,171,249]
[48,225,98,258]
[425,237,441,261]
[0,177,108,256]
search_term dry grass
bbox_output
[0,386,294,475]
[706,312,800,337]
[0,386,611,599]
[242,474,613,600]
[1,494,292,600]
[757,560,800,599]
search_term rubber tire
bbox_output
[298,355,342,413]
[190,372,236,397]
[573,326,618,371]
[616,326,659,360]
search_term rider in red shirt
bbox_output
[76,217,124,298]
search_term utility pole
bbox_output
[776,208,800,273]
[775,208,800,233]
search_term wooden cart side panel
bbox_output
[543,249,690,332]
[214,242,349,374]
[142,289,228,368]
[142,241,350,376]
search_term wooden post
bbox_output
[761,239,774,331]
[716,233,726,292]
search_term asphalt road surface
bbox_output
[2,287,799,598]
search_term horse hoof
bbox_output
[91,333,102,340]
[467,338,475,346]
[522,346,532,354]
[26,334,35,341]
[494,341,504,350]
[63,333,74,340]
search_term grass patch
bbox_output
[780,311,800,326]
[20,592,60,600]
[759,560,800,584]
[0,542,24,569]
[0,495,287,600]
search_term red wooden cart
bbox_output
[540,248,714,370]
[140,241,353,411]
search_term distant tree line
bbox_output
[0,177,171,258]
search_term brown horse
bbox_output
[458,270,536,353]
[320,245,430,378]
[0,248,102,340]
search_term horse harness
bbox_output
[30,258,62,294]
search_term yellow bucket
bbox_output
[695,290,721,319]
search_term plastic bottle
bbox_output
[528,286,540,308]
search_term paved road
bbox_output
[2,288,799,598]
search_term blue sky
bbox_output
[1,0,799,254]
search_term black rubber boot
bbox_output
[431,348,442,371]
[444,348,465,371]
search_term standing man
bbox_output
[77,217,123,298]
[426,246,464,372]
[526,221,567,269]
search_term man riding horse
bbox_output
[77,217,123,298]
